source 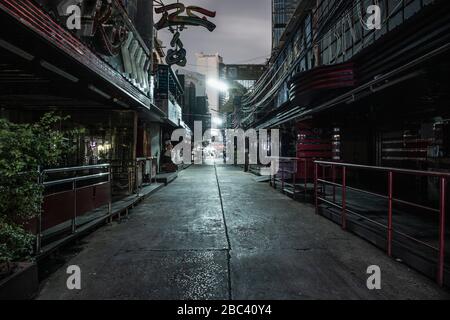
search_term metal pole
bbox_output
[304,160,307,200]
[274,172,276,189]
[332,164,336,203]
[438,177,446,287]
[36,166,42,254]
[314,162,318,215]
[293,160,297,198]
[139,160,142,196]
[136,160,140,197]
[108,165,112,223]
[72,180,76,234]
[388,171,393,257]
[342,166,347,230]
[273,167,276,190]
[128,167,132,195]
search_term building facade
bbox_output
[0,0,187,191]
[272,0,300,49]
[238,0,450,285]
[177,69,210,132]
[221,64,267,128]
[195,52,224,123]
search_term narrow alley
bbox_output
[37,166,449,300]
[2,0,450,306]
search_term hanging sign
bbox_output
[154,2,216,67]
[154,3,216,32]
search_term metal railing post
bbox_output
[332,164,336,203]
[128,166,132,195]
[314,162,318,215]
[342,166,347,230]
[388,171,393,257]
[36,166,42,254]
[438,177,446,287]
[72,179,77,234]
[273,169,277,189]
[108,165,112,222]
[139,160,142,196]
[135,160,140,197]
[304,160,307,200]
[274,171,277,189]
[292,160,297,198]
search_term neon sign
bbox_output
[155,3,216,32]
[93,1,128,56]
[154,2,216,66]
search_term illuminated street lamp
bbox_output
[212,117,223,126]
[207,78,229,92]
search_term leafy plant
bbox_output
[0,113,78,266]
[0,222,34,264]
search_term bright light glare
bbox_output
[207,78,229,92]
[212,117,223,125]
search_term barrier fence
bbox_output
[110,157,157,197]
[36,164,112,253]
[314,161,448,287]
[270,157,325,199]
[270,157,298,195]
[34,158,159,252]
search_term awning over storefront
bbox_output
[0,0,164,119]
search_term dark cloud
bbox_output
[155,0,272,69]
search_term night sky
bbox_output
[154,0,272,70]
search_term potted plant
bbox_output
[0,221,37,300]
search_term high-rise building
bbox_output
[272,0,299,49]
[177,69,210,132]
[195,53,224,120]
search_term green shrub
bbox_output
[0,113,78,264]
[0,222,34,264]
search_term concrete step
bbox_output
[155,172,178,185]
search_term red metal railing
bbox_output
[314,161,448,287]
[270,157,329,199]
[36,164,112,253]
[270,157,298,195]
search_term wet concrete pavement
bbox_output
[37,165,450,300]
